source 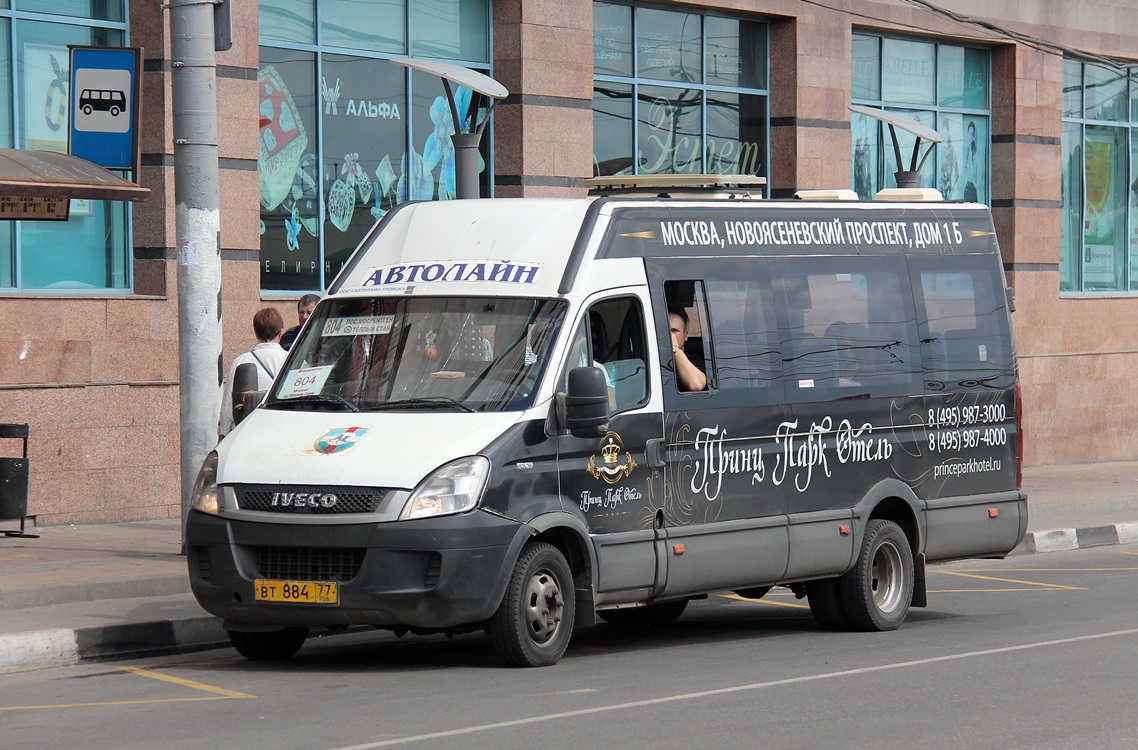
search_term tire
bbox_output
[82,104,92,115]
[490,542,575,667]
[805,578,853,631]
[598,598,688,626]
[110,106,120,116]
[228,627,308,661]
[839,519,914,631]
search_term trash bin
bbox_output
[0,423,36,538]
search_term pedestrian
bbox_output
[219,307,288,439]
[280,293,320,350]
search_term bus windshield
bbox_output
[266,296,566,412]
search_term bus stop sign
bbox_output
[68,46,141,173]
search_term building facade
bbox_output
[0,0,1134,525]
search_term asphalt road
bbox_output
[3,544,1137,750]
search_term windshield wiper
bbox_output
[266,393,360,412]
[362,397,474,413]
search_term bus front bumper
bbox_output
[185,509,529,631]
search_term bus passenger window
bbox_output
[705,279,780,396]
[663,280,712,393]
[771,259,920,401]
[915,266,1013,390]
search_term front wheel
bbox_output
[839,519,913,631]
[228,627,308,661]
[490,542,575,667]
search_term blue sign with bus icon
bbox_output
[69,46,139,171]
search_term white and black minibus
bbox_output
[187,176,1025,666]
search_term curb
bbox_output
[0,616,227,675]
[1009,522,1138,556]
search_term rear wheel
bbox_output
[805,578,852,631]
[228,627,308,661]
[839,519,913,631]
[598,598,688,626]
[490,543,575,667]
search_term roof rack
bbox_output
[793,188,859,201]
[586,173,766,199]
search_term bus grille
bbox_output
[256,547,366,582]
[233,484,391,514]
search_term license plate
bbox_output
[253,579,339,604]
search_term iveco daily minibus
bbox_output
[187,175,1025,667]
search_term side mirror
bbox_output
[232,363,260,425]
[564,366,610,438]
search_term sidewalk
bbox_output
[2,461,1138,674]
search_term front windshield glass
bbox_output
[267,297,566,412]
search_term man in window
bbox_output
[668,307,707,392]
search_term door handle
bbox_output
[645,438,666,468]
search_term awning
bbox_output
[0,148,149,201]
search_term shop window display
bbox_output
[259,0,491,292]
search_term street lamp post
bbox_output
[390,59,507,200]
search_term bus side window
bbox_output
[705,278,780,394]
[771,258,920,401]
[663,280,714,393]
[913,263,1013,390]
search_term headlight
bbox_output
[190,451,221,514]
[400,456,490,520]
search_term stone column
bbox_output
[493,0,595,197]
[768,7,853,197]
[990,45,1063,280]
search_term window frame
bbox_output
[591,0,770,183]
[258,0,494,295]
[0,5,132,294]
[850,32,992,203]
[1059,58,1138,295]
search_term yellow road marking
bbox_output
[934,570,1084,591]
[956,567,1138,572]
[929,588,1065,593]
[1,696,230,712]
[0,666,255,712]
[118,666,256,698]
[722,594,810,609]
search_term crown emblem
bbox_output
[586,431,637,484]
[601,442,621,464]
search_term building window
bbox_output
[259,0,491,293]
[0,5,129,291]
[851,34,990,202]
[592,1,768,180]
[1060,59,1138,294]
